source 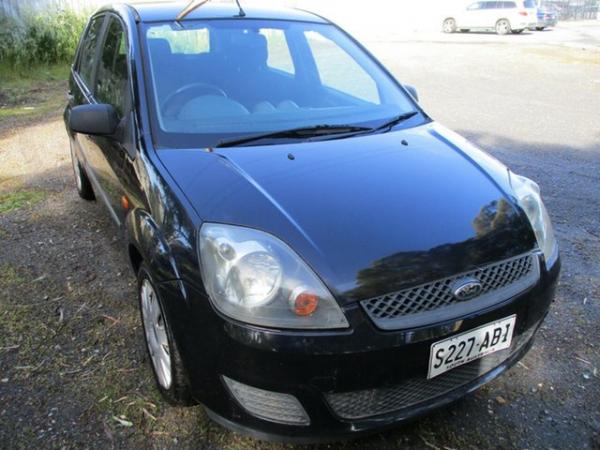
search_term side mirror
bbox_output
[69,104,119,136]
[404,84,419,102]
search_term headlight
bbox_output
[510,173,558,265]
[199,223,349,329]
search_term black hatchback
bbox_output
[64,1,560,442]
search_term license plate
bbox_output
[428,315,516,379]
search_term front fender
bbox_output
[125,208,181,283]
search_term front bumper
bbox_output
[538,18,558,27]
[157,254,560,442]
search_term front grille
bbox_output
[326,327,535,420]
[361,252,539,329]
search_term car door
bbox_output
[461,2,485,28]
[85,15,135,226]
[481,2,500,27]
[70,14,107,198]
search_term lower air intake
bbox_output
[223,376,310,425]
[326,327,534,420]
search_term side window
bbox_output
[95,17,129,117]
[260,29,295,75]
[304,31,379,104]
[78,16,104,87]
[467,2,482,10]
[484,2,499,8]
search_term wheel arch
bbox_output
[125,208,182,283]
[128,243,143,275]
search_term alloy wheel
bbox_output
[496,19,511,35]
[140,279,172,389]
[443,19,456,33]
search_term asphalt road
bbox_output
[0,22,599,450]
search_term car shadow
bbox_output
[451,30,534,35]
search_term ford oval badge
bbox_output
[451,277,483,301]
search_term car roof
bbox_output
[106,1,329,24]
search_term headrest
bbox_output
[178,95,250,120]
[148,38,173,62]
[229,32,268,69]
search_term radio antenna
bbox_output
[234,0,246,17]
[176,0,211,22]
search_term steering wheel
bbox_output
[162,83,227,117]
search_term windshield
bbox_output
[142,19,420,148]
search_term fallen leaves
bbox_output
[112,415,133,427]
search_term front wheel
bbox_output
[536,26,545,31]
[443,18,456,33]
[496,19,512,35]
[138,264,195,406]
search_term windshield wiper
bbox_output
[215,124,372,148]
[372,111,419,133]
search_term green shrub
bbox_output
[0,10,86,68]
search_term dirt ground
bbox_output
[1,31,599,450]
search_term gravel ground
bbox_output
[0,27,599,450]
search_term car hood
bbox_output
[157,122,536,304]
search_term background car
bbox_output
[443,0,538,35]
[535,6,558,30]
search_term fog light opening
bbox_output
[223,376,310,426]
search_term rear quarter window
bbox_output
[260,29,295,75]
[304,30,379,104]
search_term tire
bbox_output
[536,26,544,31]
[138,263,195,406]
[495,19,511,35]
[460,29,470,33]
[443,18,456,33]
[70,141,95,201]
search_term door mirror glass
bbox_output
[69,104,119,135]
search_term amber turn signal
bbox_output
[120,195,130,210]
[293,292,319,316]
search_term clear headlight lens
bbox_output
[199,223,349,329]
[510,173,558,266]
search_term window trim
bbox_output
[75,13,108,95]
[467,2,482,11]
[94,13,133,118]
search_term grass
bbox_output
[0,264,26,288]
[0,190,46,214]
[0,63,68,132]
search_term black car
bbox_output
[64,1,560,443]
